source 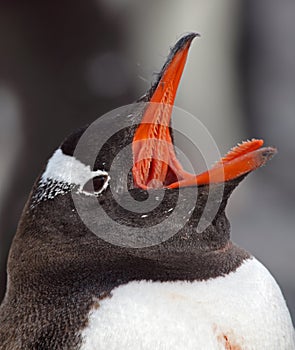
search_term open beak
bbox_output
[132,33,277,190]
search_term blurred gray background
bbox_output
[0,0,294,322]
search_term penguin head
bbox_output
[29,33,276,230]
[10,34,277,288]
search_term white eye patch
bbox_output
[41,149,110,195]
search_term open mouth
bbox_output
[132,33,276,190]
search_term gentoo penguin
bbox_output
[0,33,294,350]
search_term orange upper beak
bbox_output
[132,33,277,190]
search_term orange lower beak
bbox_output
[132,34,277,190]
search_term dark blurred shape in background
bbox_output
[0,0,294,322]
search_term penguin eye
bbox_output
[82,175,109,195]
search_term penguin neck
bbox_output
[6,176,250,301]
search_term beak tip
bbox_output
[174,32,200,52]
[261,147,278,163]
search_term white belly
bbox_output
[80,258,295,350]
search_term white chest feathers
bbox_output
[80,258,295,350]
